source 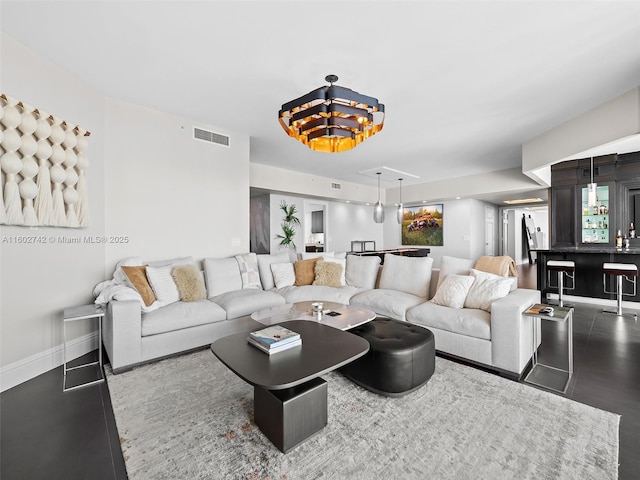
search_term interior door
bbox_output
[485,205,495,256]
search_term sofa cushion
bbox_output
[430,274,475,309]
[379,254,433,298]
[299,251,334,260]
[322,256,346,286]
[147,256,195,268]
[294,258,320,286]
[212,289,285,319]
[172,265,207,302]
[464,269,513,311]
[146,265,181,306]
[235,253,262,289]
[313,260,344,287]
[141,300,226,337]
[270,262,295,288]
[121,265,156,306]
[437,256,475,289]
[345,254,381,289]
[257,252,291,290]
[204,257,242,298]
[406,301,491,340]
[275,285,363,304]
[350,288,426,321]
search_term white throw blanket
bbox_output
[93,257,161,313]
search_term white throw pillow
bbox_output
[146,265,180,306]
[256,253,291,290]
[464,269,513,311]
[430,274,475,309]
[379,254,433,298]
[270,262,295,288]
[322,256,346,286]
[437,256,475,289]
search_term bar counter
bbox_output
[535,247,640,303]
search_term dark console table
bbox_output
[210,320,369,452]
[348,247,430,264]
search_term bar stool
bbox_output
[602,263,638,318]
[547,260,575,307]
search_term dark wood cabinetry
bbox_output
[550,153,640,248]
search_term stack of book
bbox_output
[248,325,302,354]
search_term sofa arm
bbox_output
[490,288,541,375]
[103,300,142,372]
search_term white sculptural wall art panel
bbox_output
[0,93,91,227]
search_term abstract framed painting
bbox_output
[401,204,443,246]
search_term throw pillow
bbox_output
[235,253,262,289]
[121,265,156,307]
[256,252,291,290]
[313,260,344,288]
[437,256,475,289]
[171,265,206,302]
[294,258,320,286]
[322,256,346,286]
[464,269,513,311]
[146,265,180,306]
[379,254,434,298]
[270,262,295,288]
[345,254,381,289]
[430,274,475,309]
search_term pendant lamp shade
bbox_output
[373,172,385,223]
[396,178,403,224]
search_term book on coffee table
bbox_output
[248,336,302,354]
[248,325,301,349]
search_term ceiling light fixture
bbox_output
[278,75,385,153]
[503,197,544,205]
[396,178,403,224]
[373,172,385,223]
[587,156,598,207]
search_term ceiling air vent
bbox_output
[193,127,230,147]
[331,182,341,190]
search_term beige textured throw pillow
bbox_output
[171,265,206,302]
[313,260,344,288]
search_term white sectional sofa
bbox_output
[95,252,539,378]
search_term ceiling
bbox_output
[2,1,640,200]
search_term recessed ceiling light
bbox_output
[456,196,461,200]
[503,197,544,205]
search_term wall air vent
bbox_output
[193,127,230,147]
[331,182,341,190]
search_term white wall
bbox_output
[1,34,106,389]
[0,34,251,391]
[104,98,250,269]
[383,198,495,267]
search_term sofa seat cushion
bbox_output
[141,300,227,337]
[406,301,491,340]
[275,285,363,304]
[350,289,426,321]
[212,289,285,319]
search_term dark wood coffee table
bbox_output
[210,320,369,452]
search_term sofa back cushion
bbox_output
[437,256,475,289]
[379,254,434,298]
[345,254,381,289]
[257,253,291,290]
[204,257,242,298]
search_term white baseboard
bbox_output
[0,331,99,393]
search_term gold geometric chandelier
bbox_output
[278,75,385,153]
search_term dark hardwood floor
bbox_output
[2,264,638,479]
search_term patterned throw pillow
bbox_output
[235,253,262,289]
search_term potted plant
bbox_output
[275,200,301,250]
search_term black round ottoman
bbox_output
[341,318,435,397]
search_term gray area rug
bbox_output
[106,350,619,480]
